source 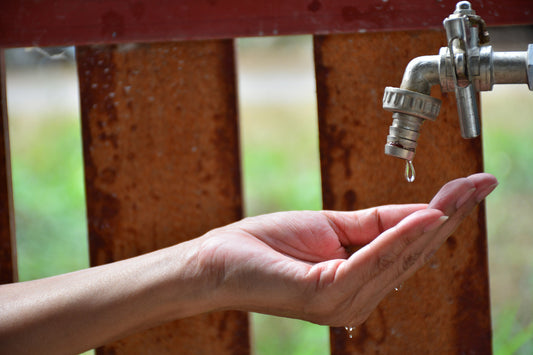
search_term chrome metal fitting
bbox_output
[383,87,441,120]
[439,45,495,93]
[383,1,532,163]
[383,87,441,161]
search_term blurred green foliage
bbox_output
[9,114,88,281]
[252,314,329,355]
[240,104,322,215]
[482,87,533,355]
[493,306,533,355]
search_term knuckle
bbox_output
[402,251,422,271]
[378,253,397,271]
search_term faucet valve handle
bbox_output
[443,1,486,139]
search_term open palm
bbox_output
[201,173,498,327]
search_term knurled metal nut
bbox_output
[383,87,442,121]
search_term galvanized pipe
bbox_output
[493,51,529,85]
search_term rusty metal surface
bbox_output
[0,50,17,284]
[2,0,533,48]
[77,40,249,354]
[314,31,491,354]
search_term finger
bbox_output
[428,173,498,215]
[341,208,446,287]
[423,173,498,260]
[333,173,498,324]
[467,173,499,204]
[330,208,447,325]
[321,204,428,247]
[379,173,498,295]
[347,173,497,284]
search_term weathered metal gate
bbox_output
[1,1,532,354]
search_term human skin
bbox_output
[0,173,498,355]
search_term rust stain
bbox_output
[351,308,388,351]
[77,40,249,354]
[77,45,122,266]
[330,308,388,354]
[343,189,357,210]
[446,235,457,253]
[453,203,492,354]
[330,327,351,355]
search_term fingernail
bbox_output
[455,188,476,210]
[424,215,449,233]
[475,183,499,203]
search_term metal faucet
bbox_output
[383,1,533,163]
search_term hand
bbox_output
[0,173,498,354]
[200,173,498,327]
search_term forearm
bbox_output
[0,237,217,355]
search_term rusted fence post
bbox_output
[0,50,17,285]
[315,30,491,354]
[76,40,250,354]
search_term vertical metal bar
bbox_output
[76,40,249,354]
[0,49,17,285]
[314,31,491,354]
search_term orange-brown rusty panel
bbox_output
[77,41,249,354]
[0,50,17,285]
[314,31,491,354]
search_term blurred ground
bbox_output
[4,25,533,354]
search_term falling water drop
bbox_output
[394,283,403,292]
[405,160,415,183]
[345,326,356,338]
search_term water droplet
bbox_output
[405,160,415,183]
[394,283,403,292]
[345,326,356,338]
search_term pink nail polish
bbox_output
[475,183,498,203]
[455,188,476,209]
[424,216,449,233]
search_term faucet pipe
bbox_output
[400,55,441,94]
[492,50,532,87]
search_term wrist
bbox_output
[149,237,223,321]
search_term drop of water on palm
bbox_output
[405,160,415,183]
[345,326,356,338]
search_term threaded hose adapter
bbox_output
[382,87,442,161]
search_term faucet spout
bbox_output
[382,54,442,161]
[400,55,441,94]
